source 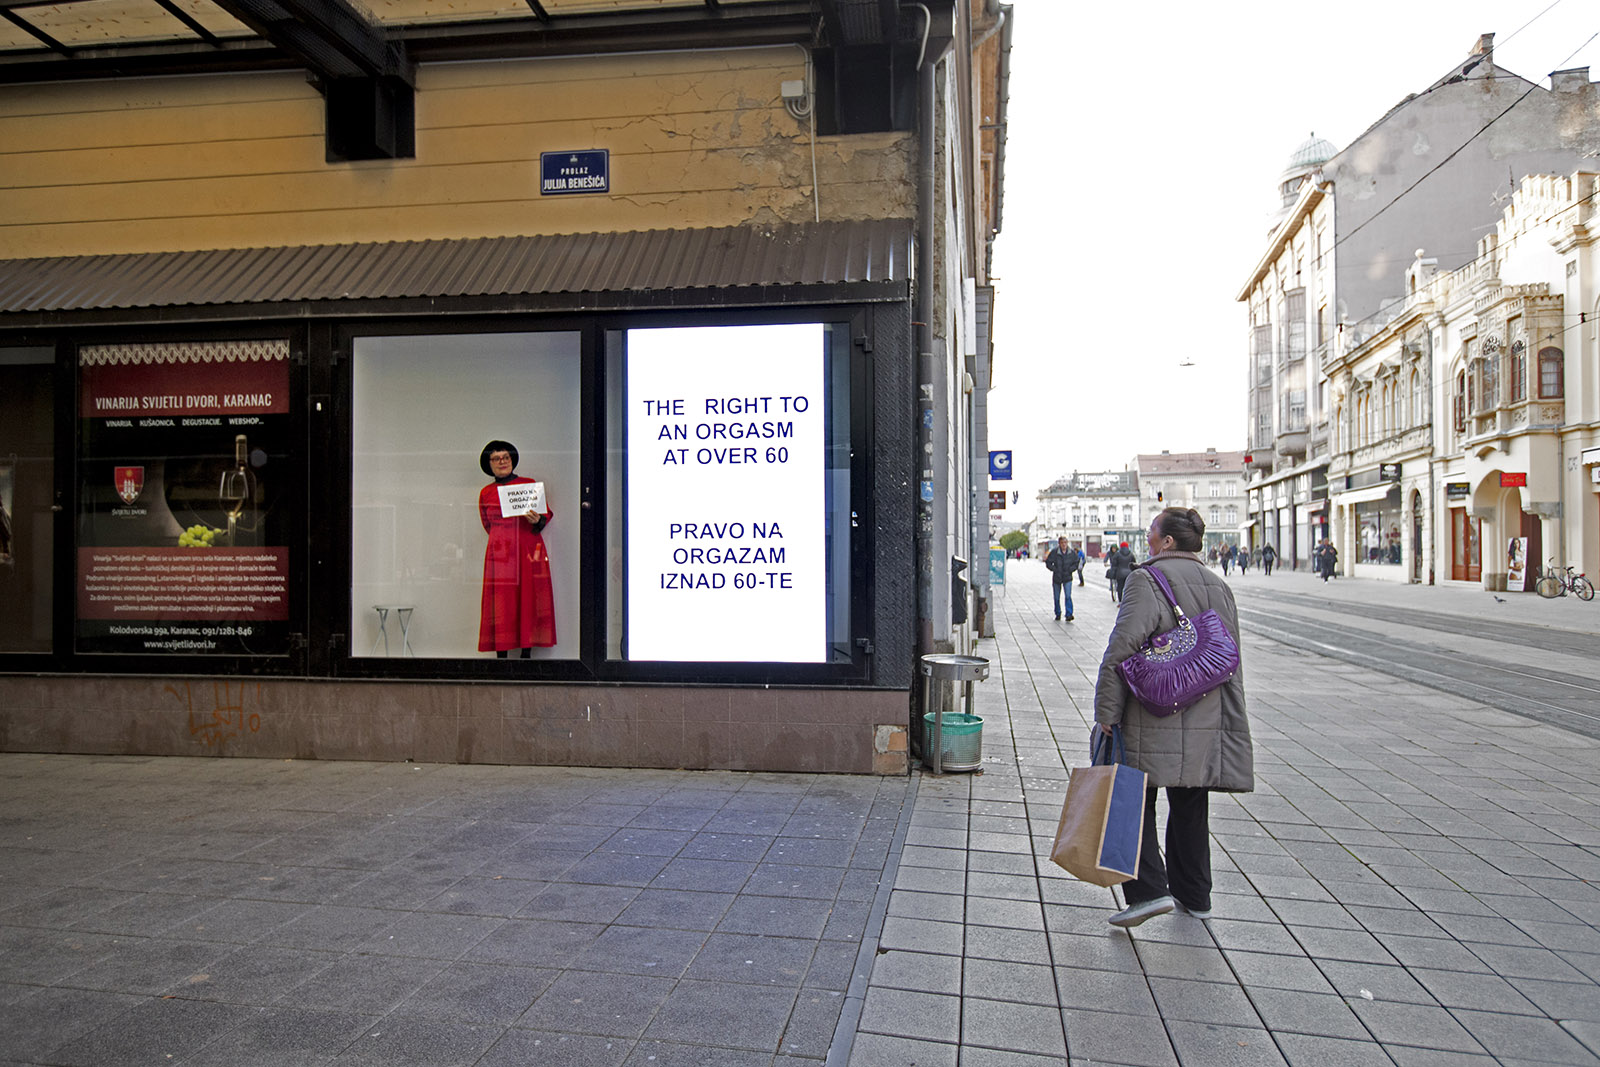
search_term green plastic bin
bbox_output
[922,712,983,771]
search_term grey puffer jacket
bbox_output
[1093,552,1253,791]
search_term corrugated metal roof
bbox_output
[0,220,912,315]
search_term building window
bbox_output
[1454,370,1468,433]
[1088,508,1099,525]
[1409,369,1421,426]
[1283,288,1306,363]
[78,340,296,656]
[1539,347,1564,398]
[608,322,855,664]
[1509,341,1526,402]
[1208,505,1221,526]
[1122,505,1133,524]
[1253,325,1273,385]
[1209,482,1220,497]
[1,346,55,653]
[1225,506,1238,525]
[352,332,582,662]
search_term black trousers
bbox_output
[1121,786,1212,911]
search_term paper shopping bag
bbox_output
[1049,729,1146,886]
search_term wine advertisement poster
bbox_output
[76,341,293,656]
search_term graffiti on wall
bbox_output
[166,681,262,748]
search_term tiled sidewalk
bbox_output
[849,562,1600,1066]
[0,758,910,1066]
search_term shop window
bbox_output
[76,341,294,656]
[0,347,55,653]
[350,332,582,660]
[1539,347,1564,398]
[604,322,855,664]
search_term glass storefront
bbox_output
[8,310,874,681]
[349,332,583,661]
[0,347,54,654]
[1355,493,1404,564]
[75,341,295,656]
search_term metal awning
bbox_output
[0,219,912,317]
[1332,483,1399,506]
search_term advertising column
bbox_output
[625,324,826,662]
[77,341,292,655]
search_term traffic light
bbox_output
[1156,491,1163,502]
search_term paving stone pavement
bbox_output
[4,561,1600,1066]
[0,757,911,1066]
[849,561,1600,1066]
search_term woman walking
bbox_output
[1093,507,1254,927]
[1107,541,1136,603]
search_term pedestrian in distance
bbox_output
[1220,542,1233,576]
[1315,538,1338,581]
[1261,542,1277,576]
[1108,541,1135,603]
[1044,535,1079,621]
[1076,545,1086,587]
[1094,506,1254,927]
[1237,547,1251,575]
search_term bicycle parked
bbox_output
[1535,561,1595,601]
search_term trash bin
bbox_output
[919,653,989,774]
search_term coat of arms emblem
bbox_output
[114,466,144,505]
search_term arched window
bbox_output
[1409,370,1421,426]
[1509,341,1526,402]
[1539,347,1564,398]
[1379,384,1389,437]
[1454,370,1467,434]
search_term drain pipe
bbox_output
[914,22,938,659]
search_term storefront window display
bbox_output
[0,347,54,654]
[606,321,855,664]
[350,332,582,660]
[76,341,293,656]
[1356,497,1403,564]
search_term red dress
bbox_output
[478,476,555,650]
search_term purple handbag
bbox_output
[1115,564,1240,717]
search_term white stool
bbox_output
[372,604,415,656]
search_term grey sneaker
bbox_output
[1108,896,1174,928]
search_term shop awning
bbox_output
[0,218,913,316]
[1332,483,1399,506]
[1237,519,1256,529]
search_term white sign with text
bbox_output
[626,323,825,662]
[497,481,546,517]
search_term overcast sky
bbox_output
[986,0,1600,521]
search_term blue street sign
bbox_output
[989,450,1013,480]
[540,150,609,195]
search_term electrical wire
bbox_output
[1330,31,1600,257]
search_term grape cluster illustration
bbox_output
[179,525,219,547]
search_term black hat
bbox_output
[480,440,518,476]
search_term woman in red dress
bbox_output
[477,440,555,656]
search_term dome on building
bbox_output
[1273,132,1339,215]
[1284,133,1337,174]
